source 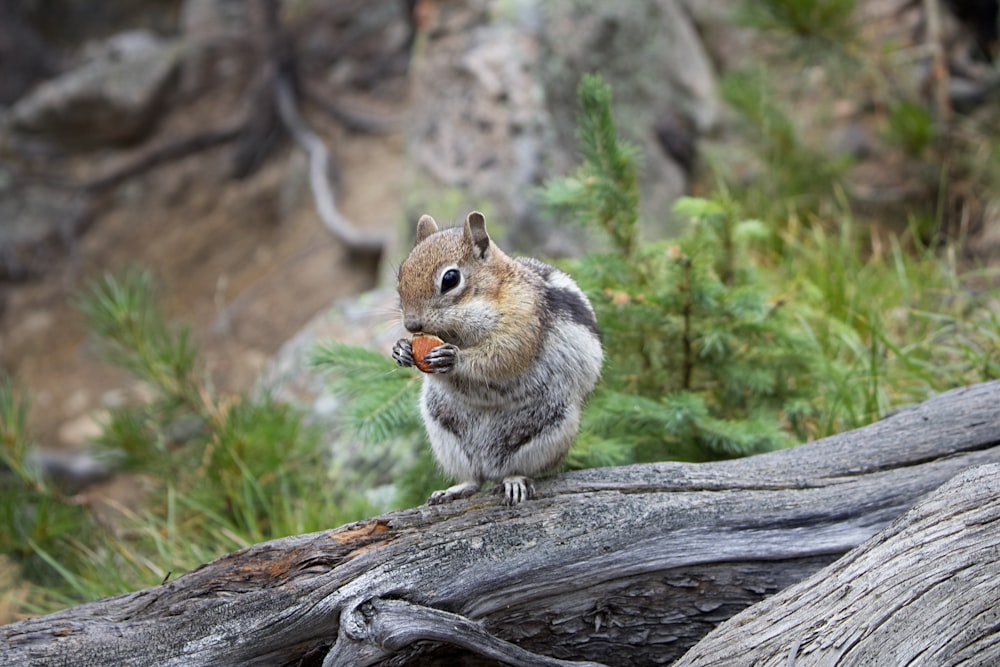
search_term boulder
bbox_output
[0,2,59,105]
[404,0,722,256]
[0,169,89,280]
[5,30,183,150]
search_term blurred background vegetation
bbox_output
[2,0,999,621]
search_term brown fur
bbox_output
[393,211,603,505]
[396,213,545,381]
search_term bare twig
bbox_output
[249,0,384,256]
[83,123,245,192]
[923,0,951,123]
[303,83,402,135]
[274,76,385,255]
[326,598,608,667]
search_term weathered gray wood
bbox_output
[2,381,999,666]
[323,598,608,667]
[675,463,1000,666]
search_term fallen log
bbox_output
[676,463,1000,666]
[2,381,998,666]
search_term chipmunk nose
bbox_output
[403,314,424,333]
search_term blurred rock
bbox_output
[262,287,401,413]
[539,0,723,241]
[967,199,1000,258]
[178,0,249,98]
[26,448,113,495]
[58,411,106,449]
[25,0,181,48]
[682,0,754,73]
[405,0,556,251]
[180,0,246,41]
[5,30,183,150]
[405,0,722,255]
[0,2,59,105]
[943,0,999,59]
[0,169,89,280]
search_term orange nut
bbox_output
[412,334,445,374]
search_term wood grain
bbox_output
[2,381,998,666]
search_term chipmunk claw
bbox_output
[392,338,414,367]
[428,481,480,505]
[496,476,534,505]
[423,343,458,373]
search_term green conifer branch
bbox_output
[77,269,200,412]
[543,74,641,258]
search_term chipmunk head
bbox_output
[396,211,508,346]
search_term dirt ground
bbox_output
[0,96,406,452]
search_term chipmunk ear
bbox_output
[415,215,439,245]
[464,211,491,260]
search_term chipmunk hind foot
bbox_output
[427,480,481,505]
[494,475,535,505]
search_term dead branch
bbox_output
[83,122,245,192]
[924,0,952,122]
[676,463,1000,666]
[1,381,998,666]
[252,0,385,256]
[274,75,385,256]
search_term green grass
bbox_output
[768,214,999,434]
[1,271,376,620]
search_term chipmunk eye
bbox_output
[440,268,461,293]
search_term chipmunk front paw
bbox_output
[392,338,415,367]
[420,343,458,374]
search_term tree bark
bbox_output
[676,462,1000,666]
[2,381,999,666]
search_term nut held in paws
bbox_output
[412,334,445,373]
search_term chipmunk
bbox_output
[392,211,603,505]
